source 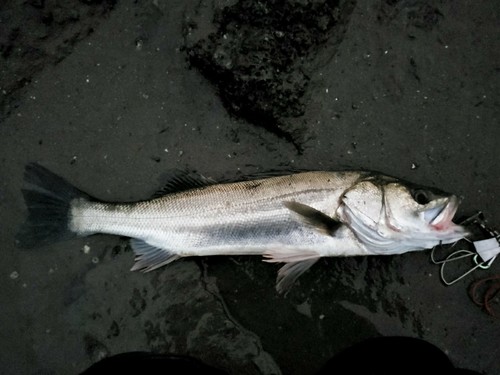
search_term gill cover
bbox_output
[338,175,467,254]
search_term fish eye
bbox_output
[412,189,431,205]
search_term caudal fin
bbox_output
[16,163,92,248]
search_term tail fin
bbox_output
[16,163,92,248]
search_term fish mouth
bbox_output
[423,196,460,230]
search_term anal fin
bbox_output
[130,239,181,272]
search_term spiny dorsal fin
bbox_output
[284,201,341,236]
[152,169,216,198]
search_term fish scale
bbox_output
[71,172,358,254]
[17,164,468,292]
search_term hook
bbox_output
[430,211,499,286]
[434,248,493,286]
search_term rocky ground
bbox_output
[0,0,499,374]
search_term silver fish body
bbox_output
[18,164,468,291]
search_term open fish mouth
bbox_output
[424,196,460,230]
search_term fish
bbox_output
[17,163,468,292]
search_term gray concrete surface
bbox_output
[1,1,499,374]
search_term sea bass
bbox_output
[17,163,468,292]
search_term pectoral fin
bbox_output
[284,201,341,236]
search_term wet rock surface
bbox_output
[0,0,115,121]
[62,256,280,374]
[1,0,499,374]
[185,0,356,150]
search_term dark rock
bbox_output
[377,0,443,29]
[184,0,356,151]
[84,334,109,363]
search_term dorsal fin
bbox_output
[152,169,216,198]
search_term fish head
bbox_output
[383,182,465,234]
[339,176,468,254]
